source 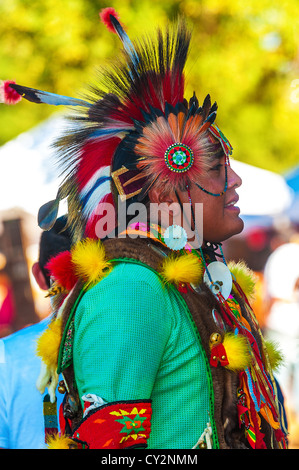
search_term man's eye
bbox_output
[210,163,222,171]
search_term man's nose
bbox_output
[227,165,242,189]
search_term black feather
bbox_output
[10,83,44,104]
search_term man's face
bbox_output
[178,153,244,244]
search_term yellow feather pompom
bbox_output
[228,260,257,302]
[46,433,77,449]
[223,332,251,372]
[264,339,284,371]
[71,238,111,287]
[159,253,203,286]
[36,318,63,369]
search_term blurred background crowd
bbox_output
[0,0,299,448]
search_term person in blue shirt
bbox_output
[0,217,70,449]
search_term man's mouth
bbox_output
[224,195,240,210]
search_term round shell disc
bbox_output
[203,261,232,299]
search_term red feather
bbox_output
[45,251,78,291]
[84,193,115,239]
[0,80,22,105]
[76,137,121,190]
[99,7,121,34]
[162,71,185,106]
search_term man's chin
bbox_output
[206,217,244,244]
[225,216,244,240]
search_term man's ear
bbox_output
[148,186,182,226]
[32,262,49,291]
[148,186,176,205]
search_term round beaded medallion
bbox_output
[164,143,194,173]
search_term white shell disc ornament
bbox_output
[163,225,188,251]
[203,261,232,300]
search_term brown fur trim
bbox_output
[58,280,85,430]
[60,280,85,335]
[103,236,166,270]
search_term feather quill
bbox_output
[8,83,90,107]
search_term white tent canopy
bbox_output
[230,159,292,217]
[0,115,66,216]
[0,115,293,218]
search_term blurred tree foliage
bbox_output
[0,0,298,173]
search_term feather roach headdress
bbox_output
[1,7,232,241]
